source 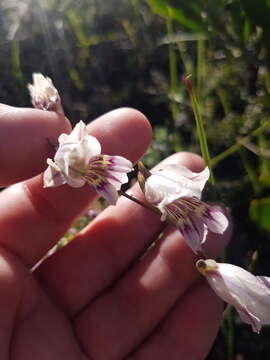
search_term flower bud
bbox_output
[28,73,59,111]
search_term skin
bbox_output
[0,104,232,360]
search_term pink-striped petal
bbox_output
[197,259,270,333]
[203,205,229,234]
[96,181,119,205]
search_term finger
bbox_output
[128,280,223,360]
[73,221,231,360]
[36,153,207,315]
[0,104,71,185]
[0,108,152,266]
[0,246,86,360]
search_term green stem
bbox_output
[239,149,261,195]
[166,15,178,123]
[259,134,270,178]
[166,11,181,151]
[184,76,214,184]
[197,39,205,100]
[176,42,192,75]
[211,120,270,167]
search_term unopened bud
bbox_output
[28,73,60,111]
[183,74,194,95]
[137,161,151,193]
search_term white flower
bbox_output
[44,121,133,205]
[143,164,228,253]
[196,259,270,333]
[28,73,59,111]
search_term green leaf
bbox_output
[249,198,270,231]
[147,0,206,32]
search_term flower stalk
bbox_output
[119,190,161,215]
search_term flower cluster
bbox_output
[28,73,270,334]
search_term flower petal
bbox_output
[145,165,210,207]
[163,199,207,253]
[96,182,119,205]
[84,154,133,189]
[181,216,207,253]
[105,155,133,172]
[105,171,129,190]
[28,73,59,111]
[197,259,270,333]
[59,121,89,144]
[64,175,86,188]
[159,164,209,191]
[144,173,183,206]
[45,122,131,201]
[54,122,102,179]
[43,159,66,187]
[237,307,261,333]
[58,122,101,160]
[257,276,270,292]
[203,205,228,234]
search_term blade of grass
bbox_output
[239,148,262,195]
[196,38,206,100]
[166,9,181,151]
[184,75,214,183]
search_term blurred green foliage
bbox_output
[250,198,270,231]
[1,0,270,358]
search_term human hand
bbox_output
[0,104,231,360]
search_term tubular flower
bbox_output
[44,121,133,205]
[28,73,60,111]
[196,259,270,333]
[143,164,228,253]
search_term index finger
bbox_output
[0,104,71,186]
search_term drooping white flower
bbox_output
[143,164,228,253]
[44,121,133,205]
[196,259,270,333]
[28,73,60,111]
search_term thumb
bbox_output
[0,104,71,186]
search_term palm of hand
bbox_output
[0,106,230,360]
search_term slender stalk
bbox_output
[211,120,270,167]
[166,15,178,123]
[176,42,193,75]
[216,86,231,116]
[184,75,214,184]
[197,39,206,100]
[239,149,261,195]
[259,134,270,180]
[166,11,181,151]
[118,190,160,216]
